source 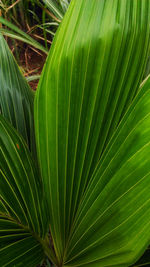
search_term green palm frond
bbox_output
[1,0,150,266]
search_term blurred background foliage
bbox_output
[0,0,71,49]
[0,0,71,87]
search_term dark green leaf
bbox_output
[0,217,44,267]
[0,34,36,155]
[0,115,49,266]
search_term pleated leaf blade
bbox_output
[65,77,150,266]
[35,0,150,265]
[0,115,48,266]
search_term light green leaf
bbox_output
[0,34,35,155]
[26,75,41,82]
[35,0,150,265]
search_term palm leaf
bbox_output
[0,34,36,155]
[65,77,150,266]
[0,219,44,267]
[0,115,55,266]
[34,0,150,265]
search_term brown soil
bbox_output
[19,46,47,90]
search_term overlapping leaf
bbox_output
[0,34,36,155]
[35,0,150,265]
[0,217,44,267]
[64,77,150,266]
[0,115,49,266]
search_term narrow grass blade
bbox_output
[0,17,48,54]
[42,0,64,20]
